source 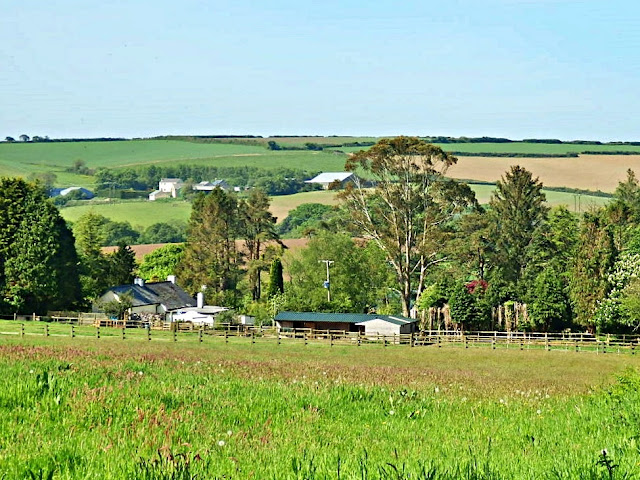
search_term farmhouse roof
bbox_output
[305,172,355,184]
[161,178,183,183]
[274,311,416,325]
[106,281,196,310]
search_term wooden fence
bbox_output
[0,319,639,355]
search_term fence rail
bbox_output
[0,319,638,355]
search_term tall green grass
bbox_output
[1,335,640,479]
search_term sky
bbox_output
[1,0,639,141]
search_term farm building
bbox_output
[304,172,359,190]
[274,311,418,335]
[169,292,229,326]
[193,179,229,192]
[149,178,184,200]
[50,186,95,199]
[96,277,196,319]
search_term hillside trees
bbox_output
[0,178,81,313]
[489,166,548,293]
[339,136,476,316]
[137,244,184,282]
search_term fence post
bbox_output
[575,339,579,353]
[519,338,523,351]
[71,325,75,338]
[32,312,36,321]
[122,328,126,340]
[146,326,151,341]
[277,331,281,346]
[410,332,415,348]
[603,341,607,354]
[632,343,636,355]
[491,338,496,350]
[330,334,333,347]
[96,326,100,339]
[199,328,203,343]
[14,313,17,321]
[44,324,49,337]
[357,331,361,347]
[545,333,549,352]
[251,331,255,344]
[383,335,387,347]
[465,336,469,349]
[173,329,177,342]
[225,330,228,344]
[20,323,24,338]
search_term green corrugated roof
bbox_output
[274,311,415,325]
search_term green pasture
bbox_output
[1,328,640,479]
[58,185,608,230]
[0,140,347,188]
[59,199,192,228]
[59,191,341,228]
[470,184,611,211]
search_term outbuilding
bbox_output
[274,311,417,335]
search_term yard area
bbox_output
[1,330,640,478]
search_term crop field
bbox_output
[447,154,640,192]
[1,330,640,479]
[332,142,640,155]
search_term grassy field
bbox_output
[59,185,607,229]
[470,184,611,210]
[0,140,347,188]
[1,327,640,479]
[59,199,193,228]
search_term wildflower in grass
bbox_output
[389,410,395,416]
[434,387,440,394]
[217,440,225,447]
[138,371,143,376]
[536,409,541,415]
[29,369,34,374]
[227,430,233,436]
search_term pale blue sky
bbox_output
[1,0,639,141]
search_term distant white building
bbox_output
[50,186,95,199]
[193,180,229,192]
[304,172,359,190]
[149,178,184,201]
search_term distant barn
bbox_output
[274,311,418,335]
[304,172,359,190]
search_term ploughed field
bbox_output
[2,332,640,479]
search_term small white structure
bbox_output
[50,186,95,199]
[170,306,229,326]
[193,180,229,192]
[304,172,359,190]
[355,316,417,336]
[149,178,184,201]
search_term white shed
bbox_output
[355,316,417,336]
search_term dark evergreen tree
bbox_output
[490,166,548,295]
[177,190,242,305]
[0,178,81,313]
[106,243,137,286]
[266,258,284,298]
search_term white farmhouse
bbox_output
[304,172,359,190]
[149,178,184,201]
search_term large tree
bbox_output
[0,178,81,313]
[489,166,548,291]
[239,188,279,300]
[339,136,476,317]
[177,189,242,304]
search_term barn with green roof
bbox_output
[274,311,418,335]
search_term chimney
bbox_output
[197,292,204,309]
[167,275,176,284]
[134,277,144,286]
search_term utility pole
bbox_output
[319,260,334,302]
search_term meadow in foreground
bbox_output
[1,336,640,479]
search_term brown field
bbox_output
[447,154,640,192]
[269,190,340,223]
[102,238,310,261]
